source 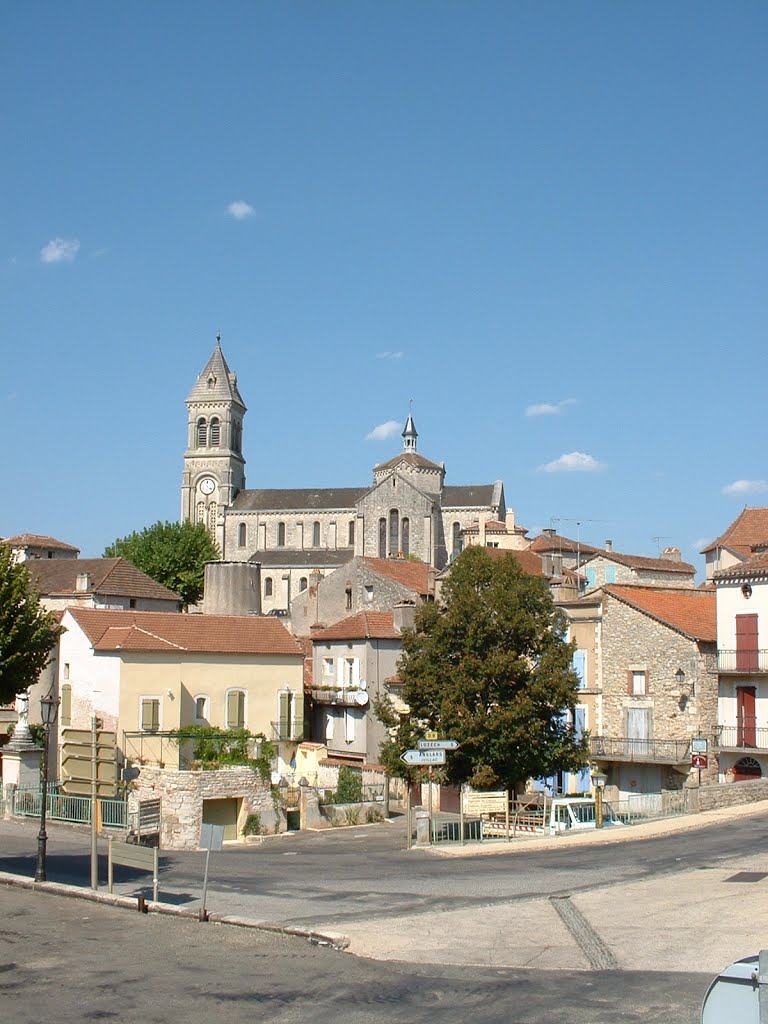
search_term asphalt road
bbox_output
[0,885,710,1024]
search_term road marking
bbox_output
[549,896,619,971]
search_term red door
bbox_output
[736,614,759,672]
[737,686,757,747]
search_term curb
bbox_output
[0,870,349,950]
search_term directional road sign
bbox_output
[417,739,460,751]
[400,748,446,766]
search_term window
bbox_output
[325,710,335,741]
[364,585,374,603]
[278,690,303,741]
[345,586,352,610]
[344,709,356,743]
[389,509,399,556]
[226,690,246,729]
[196,501,205,524]
[401,517,410,556]
[378,518,387,558]
[63,662,70,680]
[277,522,286,547]
[627,670,647,696]
[209,417,220,446]
[343,657,356,686]
[194,695,209,723]
[572,650,587,689]
[238,522,247,547]
[605,566,617,584]
[129,598,137,609]
[61,683,72,727]
[207,502,217,536]
[140,697,160,733]
[312,521,320,547]
[348,520,355,546]
[264,576,273,597]
[196,418,207,447]
[736,613,759,672]
[299,577,308,592]
[232,420,241,453]
[585,567,597,590]
[452,522,462,556]
[323,657,335,680]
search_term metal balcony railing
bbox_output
[589,736,691,763]
[716,721,768,751]
[270,720,304,743]
[310,687,367,707]
[717,650,768,673]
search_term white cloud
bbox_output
[693,536,713,552]
[538,451,605,473]
[40,238,80,264]
[376,351,404,360]
[525,398,576,417]
[227,200,255,220]
[722,479,768,496]
[366,420,402,441]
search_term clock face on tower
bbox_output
[199,478,216,495]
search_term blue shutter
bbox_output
[572,650,587,689]
[585,567,597,589]
[605,565,617,584]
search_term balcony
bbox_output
[716,720,768,752]
[589,736,691,763]
[310,687,369,708]
[717,650,768,673]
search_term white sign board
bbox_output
[400,749,446,766]
[462,789,508,815]
[417,739,459,750]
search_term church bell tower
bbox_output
[181,336,246,547]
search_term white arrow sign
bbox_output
[417,739,460,751]
[400,748,447,766]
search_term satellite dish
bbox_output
[354,691,369,707]
[359,679,368,691]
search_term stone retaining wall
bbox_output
[689,778,768,813]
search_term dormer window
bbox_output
[207,374,216,389]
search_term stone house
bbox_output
[289,555,433,637]
[578,544,696,593]
[528,529,600,576]
[308,605,415,766]
[713,552,768,782]
[55,608,305,795]
[180,340,508,612]
[3,533,80,562]
[590,584,718,811]
[459,511,531,552]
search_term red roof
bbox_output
[67,608,303,656]
[4,533,80,553]
[583,550,696,575]
[529,532,600,556]
[603,585,716,642]
[701,507,768,556]
[361,557,432,595]
[715,551,768,582]
[312,611,401,642]
[26,558,180,603]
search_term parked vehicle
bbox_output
[481,796,624,838]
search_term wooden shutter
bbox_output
[736,614,759,672]
[61,684,72,727]
[293,694,304,743]
[141,699,159,732]
[572,650,587,689]
[278,692,290,740]
[227,691,244,729]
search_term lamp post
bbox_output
[35,691,60,882]
[591,765,607,829]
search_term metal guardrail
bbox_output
[12,785,127,829]
[716,723,768,750]
[717,650,768,673]
[310,688,364,707]
[589,736,691,762]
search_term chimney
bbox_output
[75,572,91,592]
[393,601,416,633]
[543,528,556,538]
[605,539,613,553]
[505,510,516,531]
[660,546,682,563]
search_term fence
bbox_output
[12,784,127,830]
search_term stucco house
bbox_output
[702,506,768,581]
[3,533,80,562]
[713,552,768,782]
[588,584,717,811]
[56,608,305,782]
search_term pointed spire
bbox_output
[186,334,246,409]
[402,405,418,453]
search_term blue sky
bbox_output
[3,2,766,574]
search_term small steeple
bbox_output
[402,404,418,453]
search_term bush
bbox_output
[343,807,361,826]
[241,813,262,837]
[365,808,383,824]
[336,765,363,804]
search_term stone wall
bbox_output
[691,778,768,812]
[601,593,718,783]
[127,764,277,850]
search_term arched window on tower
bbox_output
[196,501,205,524]
[378,518,387,558]
[452,521,462,556]
[401,517,410,557]
[277,522,286,547]
[197,418,207,447]
[389,509,399,557]
[238,522,247,547]
[207,502,218,537]
[209,417,220,446]
[312,521,321,547]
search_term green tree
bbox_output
[104,520,220,607]
[397,547,588,792]
[0,544,63,704]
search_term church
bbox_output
[181,338,509,613]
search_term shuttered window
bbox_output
[226,690,245,729]
[60,684,72,727]
[572,650,587,689]
[140,698,160,733]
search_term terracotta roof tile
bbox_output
[312,611,400,642]
[603,585,716,642]
[3,534,80,552]
[362,557,432,595]
[701,507,768,556]
[714,551,768,582]
[26,558,181,603]
[529,532,600,556]
[582,550,696,575]
[67,608,303,656]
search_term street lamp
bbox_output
[35,691,60,883]
[591,765,607,829]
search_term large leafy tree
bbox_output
[0,544,63,704]
[397,547,588,791]
[104,520,220,607]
